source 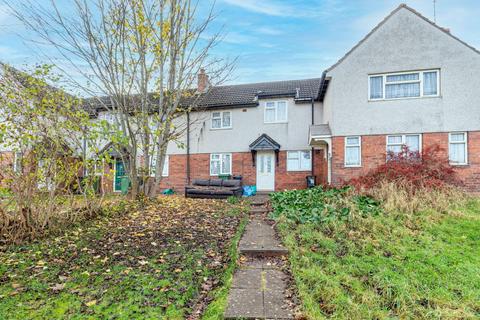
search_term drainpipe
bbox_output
[186,111,191,184]
[310,98,315,182]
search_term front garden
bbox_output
[270,147,480,319]
[0,196,248,319]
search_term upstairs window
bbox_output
[287,151,311,171]
[264,101,287,123]
[211,111,232,129]
[369,70,439,100]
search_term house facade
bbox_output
[157,4,480,193]
[2,4,480,193]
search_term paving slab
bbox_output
[231,269,263,289]
[239,220,288,256]
[264,289,294,319]
[224,289,264,319]
[264,270,287,291]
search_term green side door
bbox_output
[114,160,126,192]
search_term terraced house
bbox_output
[150,5,480,192]
[2,4,480,193]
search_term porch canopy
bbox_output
[309,124,332,152]
[249,133,281,166]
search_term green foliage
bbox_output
[273,191,480,319]
[270,186,380,224]
[226,196,240,205]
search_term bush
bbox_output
[347,145,467,214]
[348,145,460,191]
[270,186,380,224]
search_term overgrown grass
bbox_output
[0,197,248,319]
[272,188,480,319]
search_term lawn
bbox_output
[271,187,480,319]
[0,196,248,319]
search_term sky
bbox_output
[0,0,479,86]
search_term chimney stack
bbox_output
[197,68,209,93]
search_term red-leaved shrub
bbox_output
[347,144,461,192]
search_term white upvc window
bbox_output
[386,134,421,159]
[13,152,22,173]
[344,136,361,167]
[210,153,232,175]
[369,69,439,100]
[211,111,232,129]
[449,132,468,165]
[150,154,169,177]
[264,101,287,123]
[287,150,311,171]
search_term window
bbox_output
[211,111,232,129]
[13,152,22,173]
[369,70,439,100]
[345,136,361,167]
[150,154,169,177]
[210,153,232,175]
[386,134,421,158]
[287,151,311,171]
[449,132,468,165]
[264,101,287,123]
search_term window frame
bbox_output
[344,136,362,167]
[211,111,232,130]
[448,132,468,166]
[368,69,440,101]
[286,150,312,171]
[264,101,288,124]
[150,154,169,177]
[210,153,232,176]
[385,134,422,159]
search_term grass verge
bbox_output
[272,189,480,319]
[201,215,248,320]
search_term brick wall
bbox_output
[331,131,480,191]
[158,150,327,193]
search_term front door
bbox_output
[114,160,126,192]
[256,151,275,191]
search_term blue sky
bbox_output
[1,0,480,85]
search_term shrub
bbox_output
[347,145,468,214]
[347,145,460,191]
[270,186,380,224]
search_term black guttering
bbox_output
[317,71,330,102]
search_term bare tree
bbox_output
[3,0,234,197]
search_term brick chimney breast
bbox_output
[197,68,209,93]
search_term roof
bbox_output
[249,133,281,151]
[194,78,322,109]
[326,3,480,74]
[309,124,331,137]
[84,78,322,114]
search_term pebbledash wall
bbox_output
[331,131,480,191]
[159,150,328,192]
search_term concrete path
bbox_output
[224,196,294,319]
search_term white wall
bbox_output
[324,7,480,136]
[166,98,323,155]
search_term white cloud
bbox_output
[222,0,300,17]
[256,26,283,35]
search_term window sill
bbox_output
[210,127,232,131]
[345,165,362,168]
[287,169,312,172]
[450,163,469,167]
[264,121,288,124]
[368,95,441,102]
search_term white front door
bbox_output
[256,151,275,191]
